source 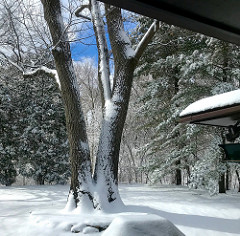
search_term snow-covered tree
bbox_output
[0,71,17,186]
[0,60,70,185]
[134,21,206,185]
[134,17,240,190]
[18,74,69,185]
[40,0,159,212]
[0,61,20,185]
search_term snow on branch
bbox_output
[23,66,61,88]
[134,20,160,62]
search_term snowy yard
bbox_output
[0,184,240,236]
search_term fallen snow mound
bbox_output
[103,214,185,236]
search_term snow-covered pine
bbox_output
[0,62,70,186]
[135,18,240,191]
[23,66,61,89]
[0,72,17,186]
[18,72,70,185]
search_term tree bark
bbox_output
[91,4,136,206]
[41,0,93,209]
[36,175,45,185]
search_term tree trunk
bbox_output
[93,60,135,206]
[219,173,226,193]
[186,165,191,186]
[226,167,230,190]
[175,168,182,185]
[41,0,93,209]
[90,2,137,208]
[172,160,182,185]
[236,170,240,192]
[218,131,226,194]
[36,175,44,185]
[126,142,138,183]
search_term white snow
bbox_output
[103,214,184,236]
[104,99,117,122]
[0,184,240,236]
[117,29,135,58]
[180,89,240,117]
[23,66,61,89]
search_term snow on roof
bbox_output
[180,89,240,117]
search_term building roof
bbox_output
[179,104,240,127]
[179,90,240,127]
[100,0,240,46]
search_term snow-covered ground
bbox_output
[0,184,239,236]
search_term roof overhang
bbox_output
[179,104,240,127]
[100,0,240,46]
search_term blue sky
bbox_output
[70,14,137,63]
[71,41,98,62]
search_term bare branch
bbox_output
[75,13,91,21]
[75,4,91,21]
[0,51,23,72]
[134,20,160,62]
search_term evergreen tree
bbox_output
[0,77,17,186]
[17,74,70,185]
[135,17,240,190]
[135,20,208,185]
[0,62,70,185]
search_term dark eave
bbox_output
[179,104,240,127]
[100,0,240,46]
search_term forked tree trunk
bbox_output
[41,0,159,211]
[90,2,137,207]
[93,61,135,205]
